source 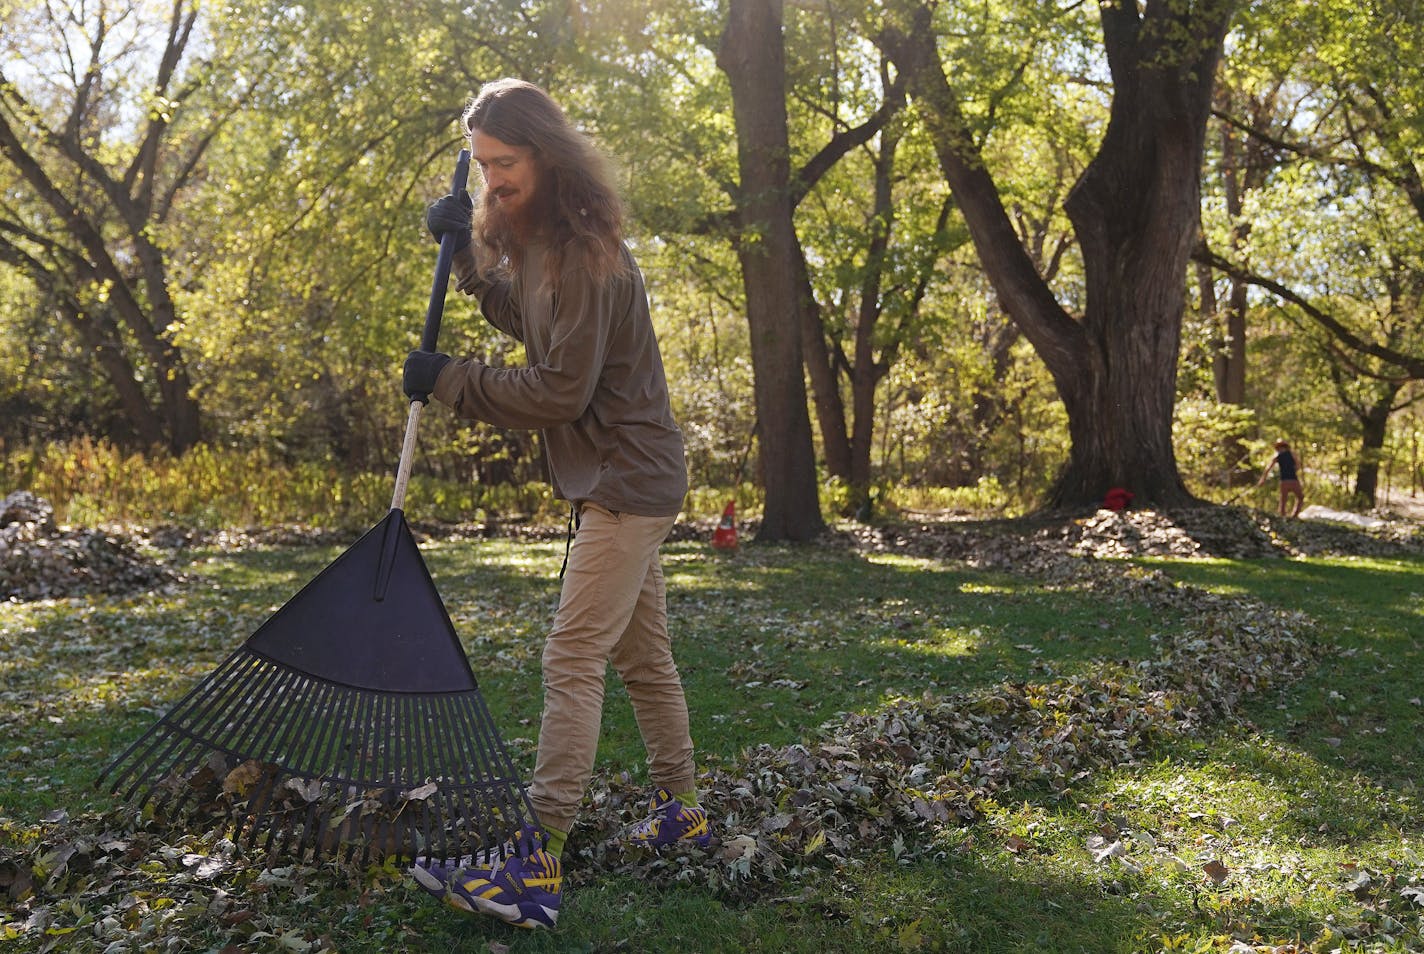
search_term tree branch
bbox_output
[790,74,905,207]
[1196,242,1424,379]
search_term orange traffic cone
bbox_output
[711,500,738,550]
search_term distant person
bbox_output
[1256,439,1304,517]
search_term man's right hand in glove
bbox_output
[425,190,473,252]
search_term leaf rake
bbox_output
[99,150,537,864]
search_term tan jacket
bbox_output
[432,241,688,518]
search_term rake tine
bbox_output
[451,702,501,851]
[306,682,345,777]
[196,658,289,773]
[244,775,280,860]
[304,677,345,782]
[398,694,431,861]
[224,660,303,768]
[426,695,461,861]
[357,692,392,861]
[452,694,509,854]
[244,676,326,858]
[130,676,263,810]
[253,677,333,865]
[393,694,418,865]
[290,769,325,862]
[381,692,403,787]
[337,688,368,781]
[238,665,307,769]
[333,689,371,862]
[422,698,450,860]
[107,652,255,800]
[450,694,506,851]
[276,681,342,859]
[394,694,423,860]
[435,697,475,865]
[386,695,415,862]
[242,759,283,858]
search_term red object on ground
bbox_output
[712,501,738,549]
[1103,487,1134,511]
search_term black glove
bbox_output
[425,191,473,252]
[403,349,452,404]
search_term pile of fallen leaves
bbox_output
[568,560,1320,897]
[0,492,181,602]
[0,558,1323,949]
[831,504,1424,571]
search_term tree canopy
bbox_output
[5,0,1424,521]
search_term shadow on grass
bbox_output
[365,845,1210,953]
[1159,554,1424,793]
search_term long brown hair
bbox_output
[462,78,627,283]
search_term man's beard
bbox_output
[481,186,548,240]
[481,191,519,234]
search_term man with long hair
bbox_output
[403,78,708,930]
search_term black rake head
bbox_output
[98,511,538,865]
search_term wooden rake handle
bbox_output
[391,149,472,513]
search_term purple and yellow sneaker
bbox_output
[412,844,561,929]
[625,788,711,848]
[413,824,541,871]
[412,828,561,929]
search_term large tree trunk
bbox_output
[719,0,826,541]
[878,0,1235,510]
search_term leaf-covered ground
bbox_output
[2,507,1423,952]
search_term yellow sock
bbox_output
[542,825,568,858]
[673,790,699,808]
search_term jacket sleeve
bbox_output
[451,245,523,341]
[432,267,614,429]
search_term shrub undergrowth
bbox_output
[1,438,559,530]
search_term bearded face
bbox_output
[472,130,541,233]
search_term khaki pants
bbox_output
[527,503,696,833]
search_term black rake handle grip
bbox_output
[390,148,470,515]
[418,148,472,356]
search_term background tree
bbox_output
[716,0,826,540]
[0,0,273,452]
[1199,0,1424,506]
[1192,76,1289,486]
[875,0,1236,510]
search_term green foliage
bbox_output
[0,438,568,529]
[7,0,1424,515]
[890,475,1022,517]
[1172,398,1257,490]
[1197,0,1424,505]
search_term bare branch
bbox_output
[1197,242,1424,379]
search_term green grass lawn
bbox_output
[2,534,1422,952]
